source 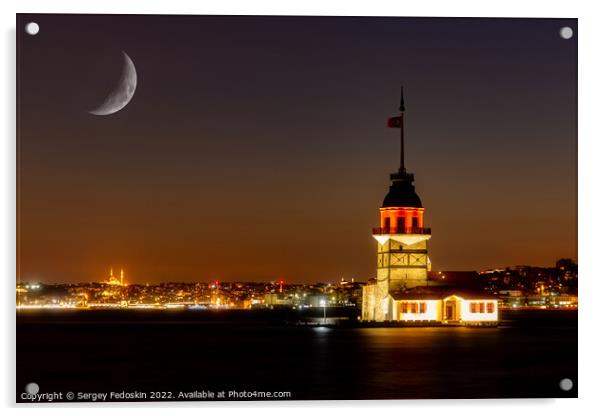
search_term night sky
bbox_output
[17,14,577,284]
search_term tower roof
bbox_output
[382,172,423,208]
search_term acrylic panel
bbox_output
[16,14,577,402]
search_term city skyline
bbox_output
[18,15,577,283]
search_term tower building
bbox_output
[361,89,498,325]
[362,88,432,321]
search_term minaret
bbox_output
[120,269,124,286]
[362,88,431,321]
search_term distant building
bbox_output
[307,294,328,308]
[104,268,125,286]
[498,289,523,297]
[263,293,292,306]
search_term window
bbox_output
[412,216,419,228]
[397,216,405,232]
[469,302,493,313]
[470,302,486,313]
[401,301,426,314]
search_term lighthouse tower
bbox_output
[362,88,431,321]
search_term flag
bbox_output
[387,116,402,128]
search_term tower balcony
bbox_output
[372,226,432,246]
[372,226,431,235]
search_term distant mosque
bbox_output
[104,267,125,286]
[361,89,498,325]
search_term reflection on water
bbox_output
[17,310,577,400]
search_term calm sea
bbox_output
[16,309,577,401]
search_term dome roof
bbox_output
[382,172,422,208]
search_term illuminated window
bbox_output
[410,303,418,313]
[419,302,426,313]
[401,302,408,313]
[469,302,490,313]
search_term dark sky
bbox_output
[17,14,577,284]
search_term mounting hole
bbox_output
[559,26,573,40]
[25,382,39,395]
[559,378,573,391]
[25,22,40,36]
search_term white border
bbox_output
[3,1,600,415]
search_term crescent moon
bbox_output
[89,51,137,116]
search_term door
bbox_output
[444,300,456,321]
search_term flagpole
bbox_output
[399,86,405,174]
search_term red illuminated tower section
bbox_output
[362,88,431,321]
